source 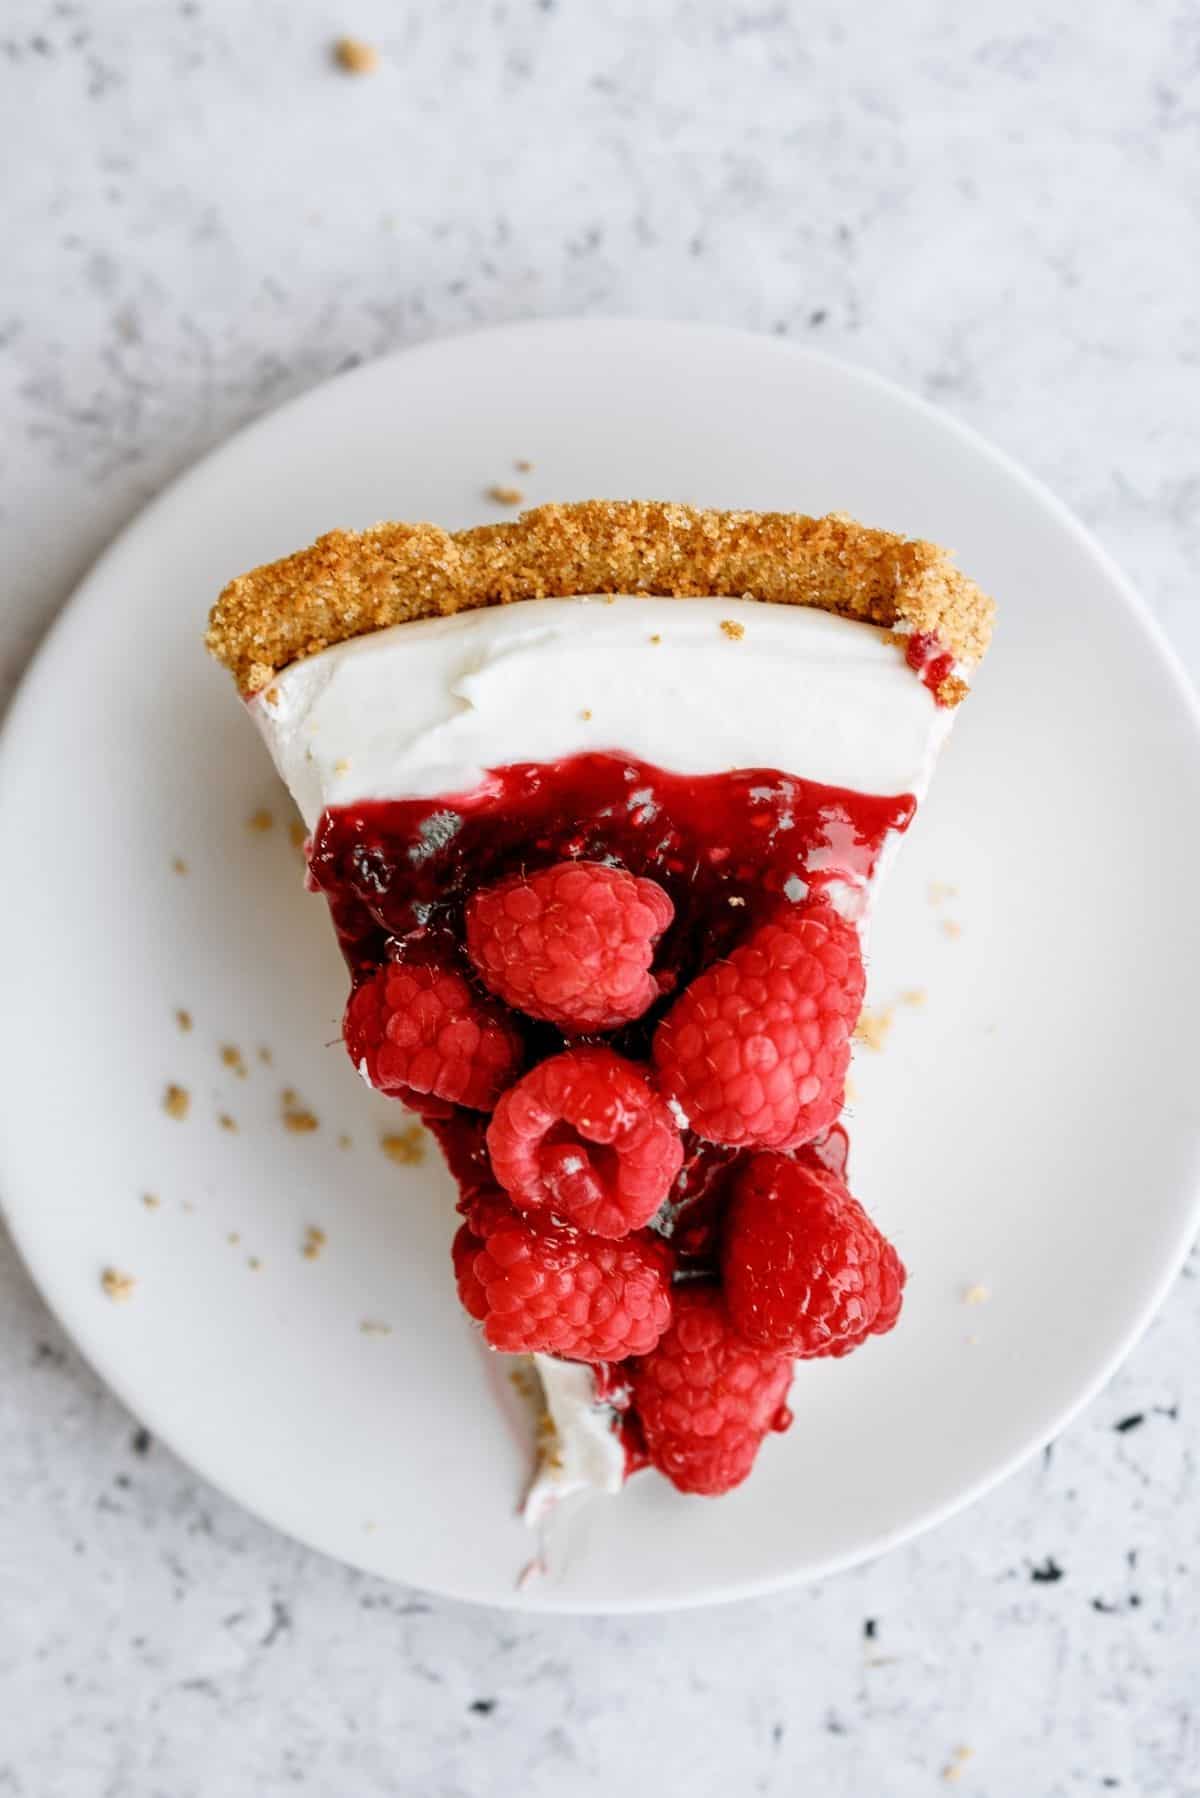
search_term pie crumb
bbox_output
[227,1232,240,1245]
[720,618,746,641]
[515,458,533,473]
[171,856,188,876]
[220,1044,247,1078]
[381,1125,425,1166]
[163,1083,190,1121]
[360,1318,392,1336]
[728,894,745,907]
[175,1009,192,1032]
[258,1046,273,1066]
[247,1256,262,1271]
[649,633,662,645]
[580,708,592,722]
[844,1075,858,1104]
[247,809,273,833]
[854,1006,895,1052]
[928,881,958,905]
[900,988,927,1008]
[218,1113,237,1132]
[302,1225,327,1261]
[288,821,307,850]
[942,1747,974,1783]
[333,35,379,74]
[486,484,524,507]
[141,1193,160,1211]
[264,686,280,706]
[281,1091,319,1133]
[963,1282,991,1306]
[101,1267,136,1303]
[333,758,351,775]
[338,1132,352,1150]
[941,919,963,940]
[508,1361,539,1401]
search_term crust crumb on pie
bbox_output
[247,808,274,833]
[163,1083,190,1121]
[101,1267,136,1303]
[649,632,662,644]
[175,1008,192,1032]
[258,1045,273,1065]
[288,820,308,849]
[380,1125,425,1165]
[360,1318,393,1335]
[141,1192,160,1210]
[302,1225,327,1260]
[853,1006,895,1052]
[220,1044,247,1078]
[333,758,351,775]
[515,459,533,473]
[281,1089,319,1132]
[333,35,379,74]
[171,855,188,875]
[900,987,927,1008]
[720,618,746,641]
[580,708,592,721]
[218,1112,238,1132]
[962,1282,991,1306]
[487,484,525,507]
[207,502,994,701]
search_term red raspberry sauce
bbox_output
[310,752,913,996]
[309,753,914,1480]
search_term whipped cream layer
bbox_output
[522,1355,627,1527]
[251,596,954,830]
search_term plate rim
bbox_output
[2,316,1199,1614]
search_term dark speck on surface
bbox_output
[1030,1557,1064,1583]
[130,1428,151,1456]
[261,1600,292,1647]
[863,1618,877,1639]
[1114,1413,1145,1432]
[469,1699,497,1716]
[809,307,828,325]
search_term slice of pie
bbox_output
[208,501,993,1516]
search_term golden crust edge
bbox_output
[205,500,995,704]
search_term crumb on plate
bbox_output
[163,1083,190,1121]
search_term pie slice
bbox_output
[208,501,993,1516]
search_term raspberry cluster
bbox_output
[344,854,905,1497]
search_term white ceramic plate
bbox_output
[2,320,1198,1613]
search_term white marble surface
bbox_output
[2,0,1198,1792]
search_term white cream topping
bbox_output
[522,1355,627,1526]
[254,594,963,1517]
[251,596,954,830]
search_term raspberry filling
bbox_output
[309,752,914,1495]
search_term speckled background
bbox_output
[2,2,1198,1793]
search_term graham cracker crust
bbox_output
[206,501,994,703]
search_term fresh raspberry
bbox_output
[722,1152,905,1357]
[452,1189,675,1361]
[465,859,674,1032]
[652,903,865,1151]
[343,958,522,1112]
[629,1284,794,1496]
[486,1046,684,1238]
